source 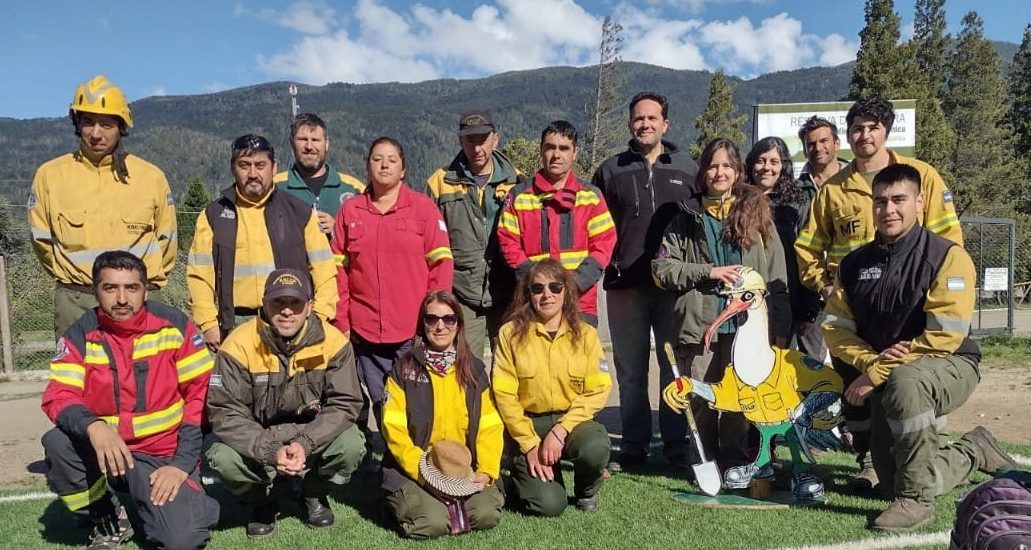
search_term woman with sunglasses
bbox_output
[380,290,504,538]
[651,137,790,476]
[745,137,822,356]
[493,259,612,516]
[331,137,454,435]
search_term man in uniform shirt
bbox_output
[274,113,365,237]
[29,75,177,337]
[823,164,1015,531]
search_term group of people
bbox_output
[31,75,1017,549]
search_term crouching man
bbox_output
[41,250,219,550]
[205,268,365,538]
[823,165,1016,531]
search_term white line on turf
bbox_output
[0,491,53,504]
[1011,453,1031,467]
[775,530,950,550]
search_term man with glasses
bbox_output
[187,134,337,351]
[29,75,177,337]
[206,268,365,538]
[275,113,364,237]
[426,110,520,361]
[497,121,616,326]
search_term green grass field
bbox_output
[2,442,1027,550]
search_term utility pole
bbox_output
[289,83,299,118]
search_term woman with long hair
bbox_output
[492,259,612,516]
[331,137,454,442]
[745,137,822,354]
[380,290,504,538]
[651,137,790,477]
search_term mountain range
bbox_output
[0,40,1017,204]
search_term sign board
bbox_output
[752,100,917,178]
[983,267,1009,292]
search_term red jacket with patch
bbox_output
[41,302,214,471]
[331,184,454,343]
[497,172,616,315]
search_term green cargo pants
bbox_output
[459,302,505,364]
[385,478,504,539]
[54,284,164,338]
[506,415,610,517]
[206,425,365,503]
[870,354,981,502]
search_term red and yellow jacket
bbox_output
[331,184,454,343]
[41,302,214,470]
[496,172,616,316]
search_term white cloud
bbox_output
[819,34,859,66]
[236,0,336,35]
[900,21,915,42]
[146,86,168,97]
[256,0,860,85]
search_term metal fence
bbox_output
[0,205,200,372]
[1,205,1028,372]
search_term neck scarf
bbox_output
[424,347,457,375]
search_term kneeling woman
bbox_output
[380,291,504,539]
[493,259,612,516]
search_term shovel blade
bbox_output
[693,461,722,497]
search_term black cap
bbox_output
[262,268,311,303]
[457,111,495,136]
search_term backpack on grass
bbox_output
[950,469,1031,550]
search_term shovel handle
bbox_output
[664,343,708,459]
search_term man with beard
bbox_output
[188,135,337,351]
[275,113,365,237]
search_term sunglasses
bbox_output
[422,313,458,327]
[232,134,275,156]
[529,282,565,295]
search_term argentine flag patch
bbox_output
[947,277,966,291]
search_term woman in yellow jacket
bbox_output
[380,290,504,539]
[493,259,612,516]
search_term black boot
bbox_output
[303,494,335,528]
[246,499,279,539]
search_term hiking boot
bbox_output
[574,495,599,512]
[607,453,646,473]
[303,495,335,528]
[87,506,133,550]
[246,500,279,539]
[871,497,934,532]
[845,451,880,494]
[963,426,1018,475]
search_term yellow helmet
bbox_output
[718,266,768,296]
[69,75,133,128]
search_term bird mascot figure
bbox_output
[662,266,843,500]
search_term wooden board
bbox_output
[671,490,826,509]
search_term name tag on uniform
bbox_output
[859,267,882,281]
[947,277,966,291]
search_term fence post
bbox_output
[1009,220,1016,333]
[0,256,14,373]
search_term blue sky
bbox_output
[4,0,1029,119]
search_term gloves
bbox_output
[662,377,694,412]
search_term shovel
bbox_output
[664,343,722,497]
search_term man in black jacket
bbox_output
[591,92,698,471]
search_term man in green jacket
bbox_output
[425,111,520,360]
[275,113,365,237]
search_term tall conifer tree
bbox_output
[691,70,746,158]
[944,12,1020,215]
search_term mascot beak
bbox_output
[703,294,752,353]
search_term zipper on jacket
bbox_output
[646,163,657,215]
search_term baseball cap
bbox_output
[262,268,312,303]
[457,110,495,136]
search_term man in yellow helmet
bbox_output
[29,75,178,337]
